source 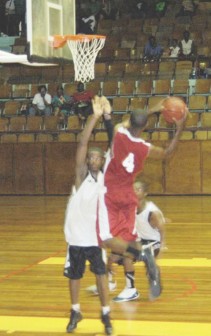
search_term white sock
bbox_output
[72,303,80,312]
[108,270,115,282]
[102,306,110,315]
[125,271,135,289]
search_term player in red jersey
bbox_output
[98,102,187,299]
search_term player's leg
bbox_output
[139,242,162,300]
[64,246,84,333]
[86,250,117,294]
[88,246,113,336]
[141,239,162,300]
[99,196,161,299]
[112,256,140,302]
[107,252,120,291]
[101,237,161,299]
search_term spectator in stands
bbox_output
[14,0,26,36]
[130,0,148,19]
[106,0,119,20]
[78,8,96,34]
[169,39,180,58]
[29,85,52,116]
[5,0,16,36]
[143,35,163,63]
[52,85,74,128]
[73,82,94,127]
[154,0,167,18]
[117,1,131,18]
[0,0,7,36]
[176,0,196,18]
[179,30,196,60]
[98,0,114,20]
[89,0,102,20]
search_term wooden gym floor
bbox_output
[0,195,211,336]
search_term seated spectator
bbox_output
[106,0,119,20]
[14,0,26,36]
[169,39,180,58]
[73,82,94,127]
[52,85,74,128]
[176,0,196,18]
[179,30,196,60]
[143,36,163,63]
[89,0,102,20]
[117,1,131,18]
[154,0,167,18]
[130,0,148,19]
[29,85,52,116]
[0,1,7,35]
[5,0,16,36]
[78,9,96,34]
[98,0,112,20]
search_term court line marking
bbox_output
[0,249,65,283]
[0,316,211,336]
[39,257,211,267]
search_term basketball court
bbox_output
[0,1,211,335]
[0,195,211,335]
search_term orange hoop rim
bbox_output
[53,34,106,48]
[64,34,106,41]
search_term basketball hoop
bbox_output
[53,34,106,83]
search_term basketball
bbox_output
[161,97,187,123]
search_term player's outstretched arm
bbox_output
[99,96,114,147]
[147,98,165,115]
[150,211,165,249]
[77,95,104,147]
[148,111,187,160]
[75,96,104,188]
[100,95,112,116]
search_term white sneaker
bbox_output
[109,281,117,291]
[112,288,140,302]
[86,284,99,295]
[86,281,117,295]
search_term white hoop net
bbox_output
[66,35,106,83]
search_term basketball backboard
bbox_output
[26,0,75,62]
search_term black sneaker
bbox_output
[101,312,113,335]
[66,309,83,333]
[148,266,162,301]
[139,245,162,299]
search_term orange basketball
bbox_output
[161,97,187,123]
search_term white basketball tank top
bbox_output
[136,201,164,242]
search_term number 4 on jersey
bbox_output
[122,153,135,173]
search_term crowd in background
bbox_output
[75,0,207,63]
[76,0,200,34]
[25,82,94,129]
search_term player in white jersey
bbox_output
[64,96,162,332]
[135,180,166,254]
[64,96,113,335]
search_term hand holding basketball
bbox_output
[173,108,188,130]
[161,97,187,124]
[148,98,165,115]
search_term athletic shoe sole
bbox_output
[112,291,140,302]
[142,246,162,299]
[149,268,162,301]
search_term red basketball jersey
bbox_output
[104,127,151,193]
